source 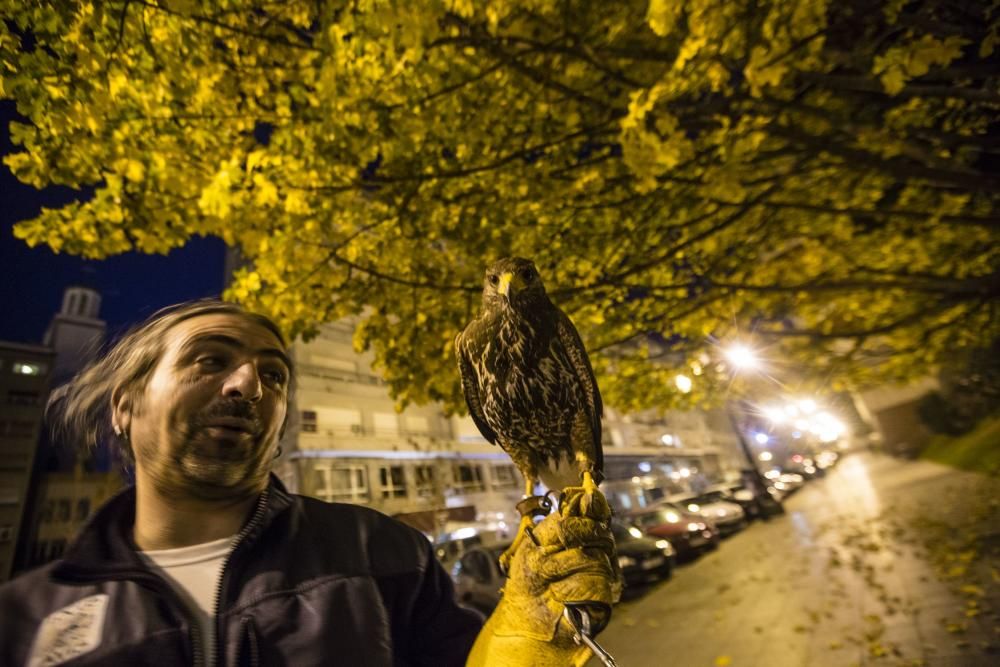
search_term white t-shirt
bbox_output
[138,535,235,667]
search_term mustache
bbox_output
[193,399,264,436]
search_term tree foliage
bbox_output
[2,0,998,413]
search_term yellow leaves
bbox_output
[744,46,789,96]
[198,160,238,218]
[252,173,279,206]
[706,62,729,92]
[874,35,969,95]
[113,158,145,182]
[620,87,693,186]
[107,71,129,98]
[646,0,683,37]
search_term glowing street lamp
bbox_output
[797,399,817,414]
[762,406,785,424]
[724,344,760,371]
[675,374,693,393]
[753,432,770,445]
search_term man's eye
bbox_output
[263,370,287,385]
[197,356,224,369]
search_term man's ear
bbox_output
[110,384,132,436]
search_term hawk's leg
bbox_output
[560,470,611,522]
[499,478,550,573]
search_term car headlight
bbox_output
[618,555,637,568]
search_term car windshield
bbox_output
[611,522,641,540]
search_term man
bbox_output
[0,300,618,666]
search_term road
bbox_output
[588,452,1000,667]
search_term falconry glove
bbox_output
[466,493,623,667]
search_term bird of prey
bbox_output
[456,257,606,564]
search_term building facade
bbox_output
[21,471,123,569]
[276,320,743,536]
[0,341,55,581]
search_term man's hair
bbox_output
[47,299,293,464]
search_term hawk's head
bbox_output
[481,257,549,312]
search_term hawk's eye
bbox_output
[488,274,499,285]
[520,268,534,281]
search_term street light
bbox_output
[675,374,693,393]
[798,399,817,414]
[724,344,760,371]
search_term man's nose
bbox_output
[222,362,262,402]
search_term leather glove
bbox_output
[466,489,623,667]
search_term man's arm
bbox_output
[467,501,622,667]
[403,541,486,666]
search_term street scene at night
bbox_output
[0,1,998,666]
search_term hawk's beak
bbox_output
[497,272,513,298]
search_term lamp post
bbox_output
[721,344,783,518]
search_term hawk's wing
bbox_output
[555,310,604,473]
[455,325,499,446]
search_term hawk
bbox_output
[456,257,607,565]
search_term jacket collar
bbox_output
[53,473,294,581]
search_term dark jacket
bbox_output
[0,476,483,666]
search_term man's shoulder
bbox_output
[0,560,59,596]
[0,560,77,623]
[289,495,433,572]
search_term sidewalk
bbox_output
[588,453,1000,666]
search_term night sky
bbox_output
[1,100,226,345]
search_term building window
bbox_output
[379,465,407,499]
[414,465,437,498]
[76,498,91,521]
[491,464,520,490]
[405,415,431,435]
[314,464,369,503]
[372,412,399,437]
[7,390,40,405]
[301,410,317,433]
[452,464,486,493]
[49,538,67,559]
[0,419,36,438]
[57,499,71,522]
[12,362,44,376]
[315,407,363,436]
[32,540,48,564]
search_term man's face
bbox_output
[119,313,291,500]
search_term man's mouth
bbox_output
[203,417,257,436]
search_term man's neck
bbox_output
[133,481,261,551]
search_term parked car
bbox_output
[610,520,676,586]
[671,493,747,535]
[628,503,718,559]
[765,470,805,496]
[450,518,677,615]
[450,542,509,616]
[693,485,759,520]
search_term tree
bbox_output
[2,0,998,413]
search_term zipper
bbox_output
[209,488,270,667]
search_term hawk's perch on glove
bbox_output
[456,257,608,567]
